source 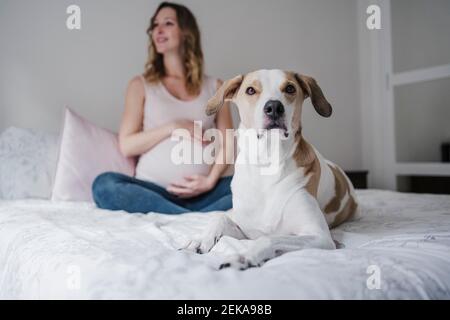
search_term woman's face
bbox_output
[152,7,182,55]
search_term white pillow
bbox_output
[0,127,59,200]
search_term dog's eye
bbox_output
[285,84,296,94]
[246,87,256,95]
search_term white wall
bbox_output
[0,0,362,170]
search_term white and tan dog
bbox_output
[185,69,359,270]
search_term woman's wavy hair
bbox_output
[143,2,204,96]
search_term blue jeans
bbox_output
[92,172,233,214]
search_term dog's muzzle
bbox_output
[261,100,288,138]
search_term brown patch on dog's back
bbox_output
[330,194,357,229]
[325,164,358,228]
[324,165,347,213]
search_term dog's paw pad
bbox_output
[218,255,261,271]
[219,263,231,270]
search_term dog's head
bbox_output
[206,69,332,138]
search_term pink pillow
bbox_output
[51,108,136,202]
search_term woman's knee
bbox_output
[212,176,233,197]
[200,194,233,212]
[92,172,125,207]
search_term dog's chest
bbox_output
[230,164,306,239]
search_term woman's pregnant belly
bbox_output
[135,138,211,188]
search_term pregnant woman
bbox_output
[92,2,234,214]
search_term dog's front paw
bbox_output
[181,233,222,254]
[218,255,264,271]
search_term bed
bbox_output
[1,189,450,299]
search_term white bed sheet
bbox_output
[1,189,450,299]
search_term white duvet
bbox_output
[1,189,450,299]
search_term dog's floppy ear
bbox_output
[295,74,332,118]
[206,75,244,116]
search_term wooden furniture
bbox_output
[345,171,369,189]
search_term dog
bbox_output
[183,69,360,270]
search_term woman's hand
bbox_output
[167,174,217,199]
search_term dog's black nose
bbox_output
[264,100,285,119]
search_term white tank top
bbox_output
[135,75,228,187]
